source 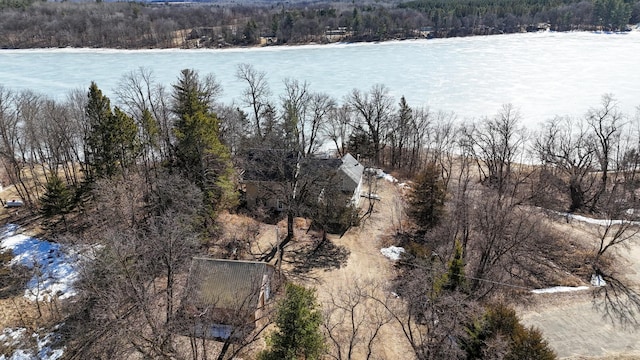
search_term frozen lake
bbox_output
[1,31,639,127]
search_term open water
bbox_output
[1,31,639,127]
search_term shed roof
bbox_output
[185,257,273,311]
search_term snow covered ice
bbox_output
[1,32,639,128]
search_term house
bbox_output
[177,257,275,341]
[337,153,365,206]
[242,150,364,211]
[242,149,301,210]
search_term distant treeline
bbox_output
[0,0,638,48]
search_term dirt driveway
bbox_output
[518,226,640,359]
[305,178,415,359]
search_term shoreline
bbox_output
[1,29,638,52]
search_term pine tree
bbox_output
[435,239,466,293]
[172,69,237,212]
[408,162,446,230]
[259,283,325,360]
[346,125,374,162]
[40,174,74,229]
[84,82,138,180]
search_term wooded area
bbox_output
[1,63,640,359]
[0,0,638,48]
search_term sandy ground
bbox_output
[518,223,640,359]
[306,179,415,359]
[251,178,414,359]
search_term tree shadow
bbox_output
[288,238,350,278]
[592,271,640,329]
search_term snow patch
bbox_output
[0,224,78,301]
[0,328,26,347]
[555,211,640,226]
[0,326,64,360]
[591,274,607,287]
[378,170,397,183]
[367,168,398,183]
[531,286,589,294]
[381,246,405,261]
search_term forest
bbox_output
[0,64,640,358]
[0,0,638,48]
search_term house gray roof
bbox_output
[338,153,364,191]
[185,257,274,310]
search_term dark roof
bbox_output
[242,149,300,182]
[242,150,363,194]
[185,257,274,310]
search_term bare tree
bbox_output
[323,279,392,360]
[534,116,597,212]
[348,84,394,166]
[64,172,204,360]
[115,68,174,170]
[0,87,36,208]
[374,266,471,360]
[302,92,335,156]
[236,63,272,140]
[586,193,640,327]
[217,105,250,156]
[462,104,526,197]
[468,193,540,297]
[423,110,457,187]
[324,104,353,157]
[280,78,310,152]
[586,94,624,211]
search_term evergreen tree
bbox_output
[84,82,139,180]
[172,69,237,212]
[40,174,74,228]
[259,283,325,360]
[407,162,446,230]
[435,239,466,293]
[346,125,374,163]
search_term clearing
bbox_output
[518,218,640,359]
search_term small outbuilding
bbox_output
[176,257,276,341]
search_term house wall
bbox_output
[245,181,283,210]
[351,177,363,207]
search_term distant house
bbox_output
[177,258,276,341]
[242,150,364,211]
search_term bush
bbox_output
[461,303,556,360]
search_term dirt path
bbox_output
[518,225,640,359]
[305,179,415,359]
